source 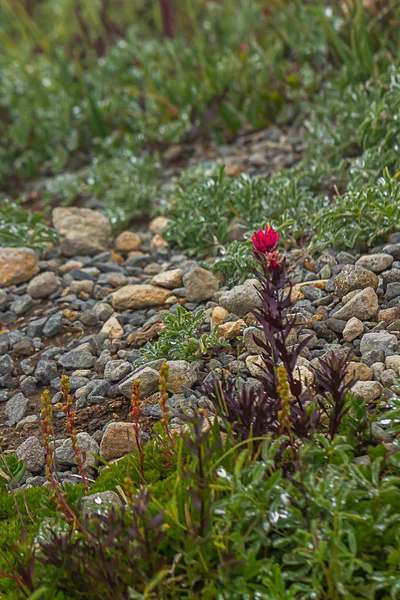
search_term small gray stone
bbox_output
[219,281,261,317]
[93,302,114,322]
[380,369,397,388]
[104,360,132,382]
[243,327,264,354]
[183,267,220,302]
[20,376,37,397]
[5,393,29,425]
[27,317,47,338]
[43,313,63,337]
[385,283,400,301]
[59,349,96,370]
[35,359,58,385]
[80,310,99,327]
[119,367,160,399]
[16,436,44,474]
[88,380,111,401]
[360,331,398,357]
[0,290,7,310]
[10,294,34,316]
[0,354,13,376]
[55,432,99,469]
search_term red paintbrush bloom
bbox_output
[240,42,248,51]
[252,225,280,255]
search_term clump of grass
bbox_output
[0,200,57,249]
[140,305,228,363]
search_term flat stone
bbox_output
[183,267,220,302]
[16,436,44,474]
[10,294,34,316]
[333,288,378,321]
[356,254,393,273]
[104,360,132,382]
[5,393,29,425]
[118,367,160,398]
[342,317,364,342]
[35,359,58,385]
[53,207,111,257]
[345,362,372,383]
[100,422,138,461]
[27,272,59,299]
[334,265,378,298]
[111,284,172,311]
[0,248,39,287]
[0,354,14,376]
[59,349,96,370]
[152,269,183,289]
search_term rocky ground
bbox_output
[1,125,399,487]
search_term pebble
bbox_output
[59,349,96,370]
[119,367,160,398]
[101,316,124,340]
[104,360,132,382]
[27,271,59,298]
[114,231,141,253]
[55,432,99,470]
[351,380,383,401]
[152,268,183,289]
[165,360,198,393]
[81,491,123,517]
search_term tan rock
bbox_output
[333,287,378,321]
[165,360,198,393]
[290,280,329,302]
[100,422,138,461]
[246,355,265,377]
[342,317,364,342]
[345,362,372,384]
[294,365,314,391]
[111,284,172,310]
[217,319,245,340]
[114,231,141,252]
[27,271,59,298]
[151,268,183,289]
[151,234,169,249]
[149,216,169,234]
[59,260,84,274]
[70,280,94,295]
[0,248,39,287]
[101,316,124,339]
[53,207,111,257]
[212,306,229,326]
[378,307,400,325]
[385,355,400,375]
[183,267,220,302]
[334,265,378,298]
[351,380,382,401]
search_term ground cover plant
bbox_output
[1,227,400,599]
[2,1,400,599]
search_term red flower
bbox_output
[240,42,248,52]
[251,225,280,255]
